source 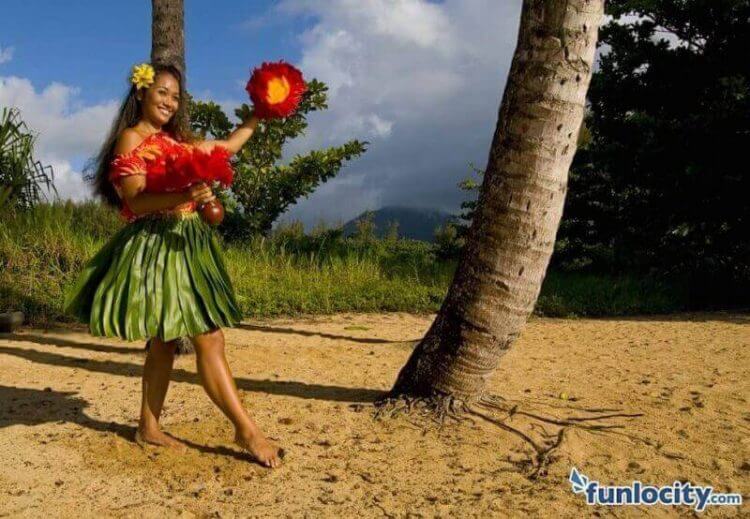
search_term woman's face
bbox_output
[138,71,180,127]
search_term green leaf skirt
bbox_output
[64,212,242,342]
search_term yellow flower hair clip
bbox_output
[130,63,155,89]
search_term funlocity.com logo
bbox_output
[569,467,743,512]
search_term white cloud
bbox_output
[42,159,93,202]
[0,46,13,64]
[265,0,523,229]
[281,0,457,53]
[0,76,119,201]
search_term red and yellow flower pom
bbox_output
[245,61,306,119]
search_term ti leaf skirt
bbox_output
[64,212,242,342]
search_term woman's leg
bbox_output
[137,337,185,449]
[191,328,282,468]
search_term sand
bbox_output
[0,312,748,518]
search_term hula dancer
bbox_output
[64,62,283,468]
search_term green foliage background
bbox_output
[555,0,750,307]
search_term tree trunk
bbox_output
[151,0,185,72]
[391,0,604,402]
[151,0,189,131]
[150,0,193,355]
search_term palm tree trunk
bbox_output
[151,0,185,71]
[150,0,193,355]
[390,0,604,402]
[151,0,189,131]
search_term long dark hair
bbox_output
[86,63,194,207]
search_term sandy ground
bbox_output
[0,312,748,518]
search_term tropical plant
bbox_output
[0,107,55,211]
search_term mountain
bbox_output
[341,206,462,242]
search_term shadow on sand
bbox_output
[235,322,421,344]
[0,335,386,404]
[0,385,281,463]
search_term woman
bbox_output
[64,62,283,468]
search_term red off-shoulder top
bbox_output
[108,131,196,222]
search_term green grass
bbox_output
[0,202,690,326]
[223,239,450,316]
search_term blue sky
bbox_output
[0,1,523,229]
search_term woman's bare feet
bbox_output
[234,430,284,468]
[135,427,187,452]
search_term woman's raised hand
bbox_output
[187,182,216,205]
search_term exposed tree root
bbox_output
[373,391,645,480]
[374,393,474,427]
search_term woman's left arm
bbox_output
[195,115,260,155]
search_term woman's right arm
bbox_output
[114,129,215,215]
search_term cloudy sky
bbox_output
[0,0,523,229]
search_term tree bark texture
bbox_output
[391,0,604,401]
[151,0,189,131]
[151,0,185,72]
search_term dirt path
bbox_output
[0,312,748,517]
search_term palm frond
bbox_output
[0,107,56,211]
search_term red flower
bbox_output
[245,61,306,119]
[150,146,234,192]
[190,146,234,187]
